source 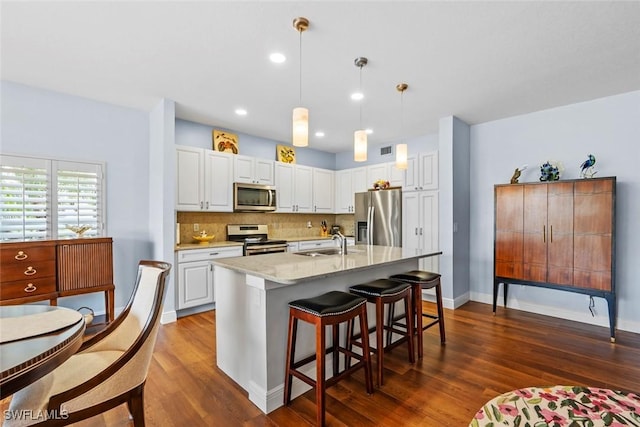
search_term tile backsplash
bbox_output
[177,212,355,245]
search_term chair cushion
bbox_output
[6,350,124,426]
[289,291,366,317]
[390,270,441,287]
[349,279,411,298]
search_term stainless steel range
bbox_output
[226,224,288,256]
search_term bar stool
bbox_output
[284,291,373,426]
[348,279,414,386]
[389,270,445,359]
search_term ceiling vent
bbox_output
[380,146,392,155]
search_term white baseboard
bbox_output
[160,310,177,324]
[470,291,640,335]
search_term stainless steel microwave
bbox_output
[233,183,277,212]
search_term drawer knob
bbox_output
[24,283,37,293]
[15,251,28,260]
[24,266,37,276]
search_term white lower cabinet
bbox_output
[297,239,337,251]
[286,242,299,252]
[177,246,243,310]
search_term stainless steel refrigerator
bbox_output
[354,188,402,247]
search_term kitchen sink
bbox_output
[294,248,362,257]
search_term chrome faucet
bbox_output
[332,231,347,255]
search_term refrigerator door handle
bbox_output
[368,206,375,244]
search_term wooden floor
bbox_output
[3,301,639,426]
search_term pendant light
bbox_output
[395,83,408,170]
[353,57,368,162]
[292,17,309,147]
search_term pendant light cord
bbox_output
[299,30,303,105]
[359,65,363,127]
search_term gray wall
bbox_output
[469,90,640,332]
[1,80,155,313]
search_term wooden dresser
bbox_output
[0,238,115,322]
[493,177,616,341]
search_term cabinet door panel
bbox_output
[573,179,614,291]
[547,182,574,285]
[495,185,523,278]
[523,185,547,281]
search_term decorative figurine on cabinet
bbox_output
[539,161,562,181]
[579,154,598,178]
[509,164,528,184]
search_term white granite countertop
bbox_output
[211,245,442,285]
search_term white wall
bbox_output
[1,80,155,313]
[469,90,640,333]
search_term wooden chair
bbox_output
[5,260,171,427]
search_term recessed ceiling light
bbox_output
[365,129,373,134]
[315,131,325,137]
[235,108,248,116]
[351,92,364,101]
[269,53,286,63]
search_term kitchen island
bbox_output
[212,245,441,413]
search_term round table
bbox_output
[0,305,86,399]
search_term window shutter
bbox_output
[0,155,51,241]
[0,155,105,241]
[56,161,104,239]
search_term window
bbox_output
[0,154,105,241]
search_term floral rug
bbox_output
[470,386,640,427]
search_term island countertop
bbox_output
[211,245,442,285]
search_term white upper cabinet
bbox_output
[234,155,274,185]
[204,151,234,211]
[365,162,404,189]
[403,151,439,192]
[176,146,233,212]
[176,146,204,211]
[275,163,313,212]
[335,167,367,213]
[312,168,334,213]
[294,165,314,212]
[367,163,389,186]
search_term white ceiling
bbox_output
[2,1,640,154]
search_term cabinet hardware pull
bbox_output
[420,228,423,235]
[24,283,37,292]
[543,225,546,243]
[550,225,553,243]
[200,201,204,209]
[15,251,28,260]
[209,252,219,256]
[24,266,37,276]
[415,227,418,235]
[206,201,209,209]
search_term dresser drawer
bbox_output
[0,245,55,264]
[0,260,56,282]
[0,277,57,301]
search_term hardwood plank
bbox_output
[2,301,638,426]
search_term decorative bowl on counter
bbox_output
[193,234,215,244]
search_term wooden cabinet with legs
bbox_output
[0,238,115,322]
[493,177,616,341]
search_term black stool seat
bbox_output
[390,270,441,286]
[349,279,414,386]
[349,279,411,297]
[389,269,446,359]
[284,290,373,426]
[289,291,366,317]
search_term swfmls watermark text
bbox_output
[4,408,69,422]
